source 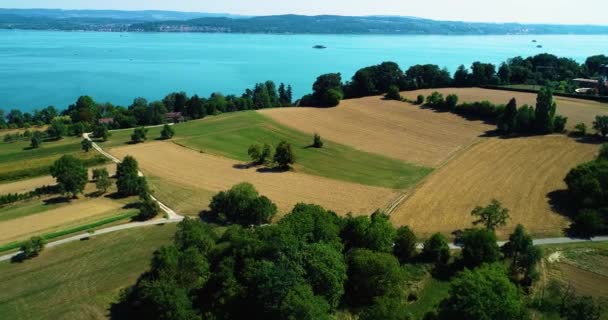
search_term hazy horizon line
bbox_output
[2,7,608,27]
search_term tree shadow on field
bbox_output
[232,163,255,170]
[547,189,578,219]
[568,133,606,145]
[256,167,290,174]
[43,196,72,205]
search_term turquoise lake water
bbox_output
[1,30,608,111]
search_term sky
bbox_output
[1,0,605,25]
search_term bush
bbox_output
[92,124,110,141]
[160,124,175,140]
[138,194,160,220]
[131,127,148,143]
[599,143,608,161]
[445,94,459,110]
[208,182,277,225]
[81,138,93,152]
[574,123,588,136]
[312,133,324,148]
[593,115,608,138]
[326,89,343,107]
[19,236,45,260]
[571,210,605,237]
[425,92,444,108]
[393,226,417,263]
[553,115,568,133]
[384,85,402,101]
[30,135,42,149]
[416,95,425,105]
[94,168,112,194]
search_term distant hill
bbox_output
[0,9,607,34]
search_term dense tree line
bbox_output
[301,54,608,107]
[422,88,568,135]
[116,185,563,320]
[0,81,293,133]
[564,144,608,236]
[0,185,60,206]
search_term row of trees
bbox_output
[247,140,295,169]
[117,182,557,320]
[301,54,608,107]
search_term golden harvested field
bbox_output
[391,135,599,238]
[401,88,608,128]
[110,142,400,216]
[0,175,56,195]
[0,197,126,244]
[259,96,493,167]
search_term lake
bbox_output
[1,30,608,111]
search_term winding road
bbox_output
[0,129,606,263]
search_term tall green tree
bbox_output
[116,156,147,197]
[393,226,417,263]
[498,98,518,134]
[422,233,450,266]
[534,87,557,134]
[274,141,295,169]
[346,249,405,306]
[131,127,148,143]
[460,228,501,268]
[312,73,343,107]
[81,138,93,152]
[50,155,88,198]
[160,124,175,140]
[503,224,541,284]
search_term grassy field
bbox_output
[0,137,107,182]
[391,135,599,239]
[0,223,176,320]
[400,88,608,129]
[147,175,216,216]
[111,142,400,217]
[260,96,493,167]
[101,111,431,190]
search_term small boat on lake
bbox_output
[313,45,327,49]
[536,45,543,48]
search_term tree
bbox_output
[422,233,450,266]
[302,243,347,309]
[279,285,332,320]
[341,212,396,252]
[393,226,417,263]
[534,87,557,134]
[445,94,459,110]
[384,85,402,100]
[514,105,535,133]
[503,224,541,284]
[116,156,147,197]
[346,249,405,306]
[498,98,518,134]
[92,125,109,141]
[572,210,605,237]
[460,229,501,268]
[138,194,160,220]
[438,264,525,320]
[131,127,148,143]
[553,115,568,133]
[248,143,273,165]
[160,124,175,140]
[593,115,608,138]
[19,236,45,260]
[50,155,88,198]
[312,73,343,107]
[47,118,67,139]
[274,141,295,169]
[471,199,510,231]
[312,133,324,148]
[81,138,92,152]
[30,134,42,149]
[453,65,470,87]
[498,63,512,84]
[564,161,608,209]
[208,182,277,225]
[94,168,112,194]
